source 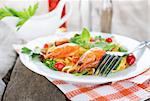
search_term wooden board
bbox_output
[2,58,69,101]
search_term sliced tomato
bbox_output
[127,54,136,65]
[54,62,65,71]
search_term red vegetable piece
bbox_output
[127,54,136,65]
[54,62,65,71]
[106,37,112,43]
[44,43,49,48]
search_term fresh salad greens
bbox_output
[21,47,32,54]
[93,40,127,52]
[118,47,128,52]
[103,43,117,51]
[70,28,91,49]
[73,70,88,76]
[0,3,38,29]
[21,47,40,59]
[70,28,127,52]
[21,47,58,70]
[43,59,57,71]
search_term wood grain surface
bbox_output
[2,58,69,101]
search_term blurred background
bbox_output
[0,0,149,41]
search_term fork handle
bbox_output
[128,41,147,54]
[146,41,150,46]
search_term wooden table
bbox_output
[2,58,69,101]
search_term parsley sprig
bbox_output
[0,3,38,29]
[21,47,40,59]
[21,47,57,70]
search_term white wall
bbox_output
[111,0,149,41]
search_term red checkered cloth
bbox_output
[47,76,150,101]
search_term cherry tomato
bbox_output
[106,38,112,43]
[54,62,65,71]
[127,54,136,65]
[44,43,49,48]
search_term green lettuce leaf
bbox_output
[70,28,91,49]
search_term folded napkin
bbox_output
[13,45,150,101]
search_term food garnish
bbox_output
[0,3,38,29]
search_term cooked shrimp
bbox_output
[55,38,69,46]
[44,43,85,59]
[68,47,106,73]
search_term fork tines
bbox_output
[94,54,122,76]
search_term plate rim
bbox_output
[19,32,150,84]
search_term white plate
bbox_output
[19,32,150,84]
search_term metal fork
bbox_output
[94,41,150,77]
